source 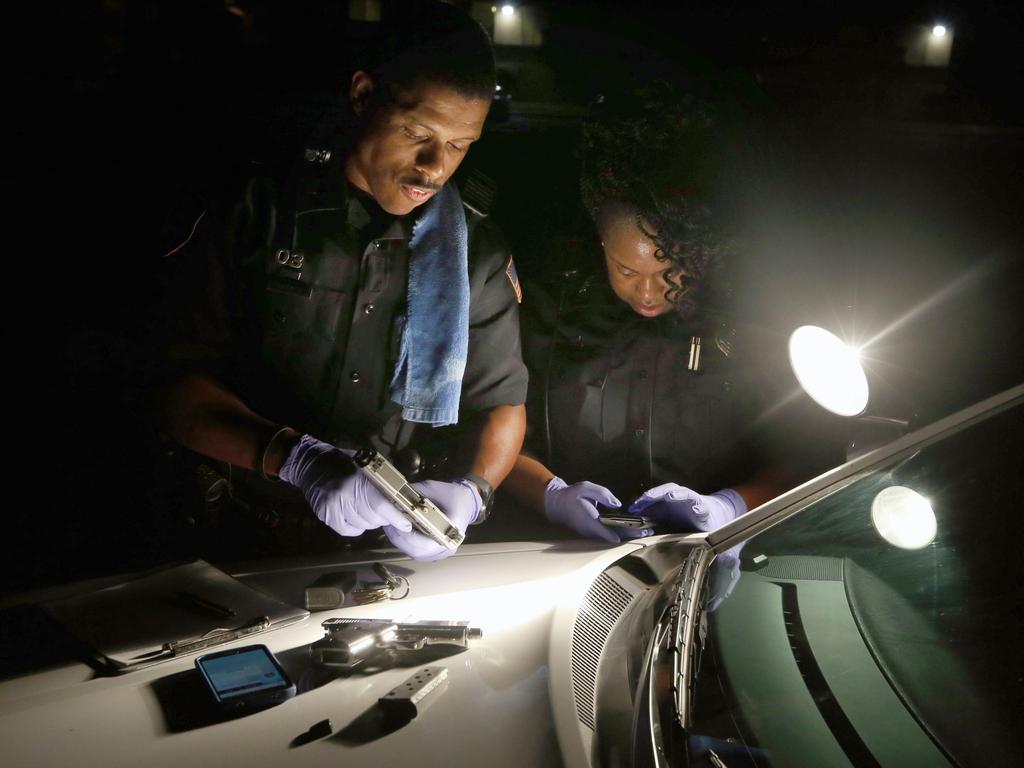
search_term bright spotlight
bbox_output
[871,486,937,549]
[788,325,869,417]
[932,24,947,38]
[501,4,515,16]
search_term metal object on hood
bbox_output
[351,563,410,604]
[373,563,403,590]
[378,667,449,720]
[311,618,482,672]
[311,619,398,670]
[351,583,395,606]
[162,616,271,656]
[304,571,358,611]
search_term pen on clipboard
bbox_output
[176,591,236,619]
[162,616,271,656]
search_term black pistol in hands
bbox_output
[353,448,464,551]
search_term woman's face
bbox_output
[599,215,676,318]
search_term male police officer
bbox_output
[156,3,527,561]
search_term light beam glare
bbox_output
[861,256,1002,350]
[749,385,806,430]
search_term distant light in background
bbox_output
[903,23,953,67]
[788,326,870,417]
[871,486,937,549]
[348,0,382,22]
[488,0,543,46]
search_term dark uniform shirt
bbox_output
[521,268,762,505]
[161,150,528,476]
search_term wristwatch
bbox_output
[462,472,494,523]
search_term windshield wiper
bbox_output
[634,546,714,766]
[672,545,712,729]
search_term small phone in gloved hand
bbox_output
[597,511,657,529]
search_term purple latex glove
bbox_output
[384,480,481,562]
[544,477,650,543]
[279,435,413,536]
[628,484,748,532]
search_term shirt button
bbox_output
[634,429,646,439]
[349,371,361,383]
[363,303,375,315]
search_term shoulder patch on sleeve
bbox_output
[505,255,523,303]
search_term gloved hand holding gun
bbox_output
[352,448,477,561]
[383,479,481,561]
[282,440,471,561]
[279,435,414,537]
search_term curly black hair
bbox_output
[580,83,734,320]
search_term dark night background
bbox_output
[9,1,1023,593]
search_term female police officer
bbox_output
[503,86,791,544]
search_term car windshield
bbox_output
[687,399,1022,767]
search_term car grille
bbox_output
[570,572,635,729]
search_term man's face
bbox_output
[599,214,680,318]
[345,72,490,216]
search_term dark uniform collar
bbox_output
[345,187,373,230]
[345,184,414,242]
[293,143,414,243]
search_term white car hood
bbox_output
[0,539,667,768]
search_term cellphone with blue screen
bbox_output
[195,644,295,712]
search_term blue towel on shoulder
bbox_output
[388,182,470,427]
